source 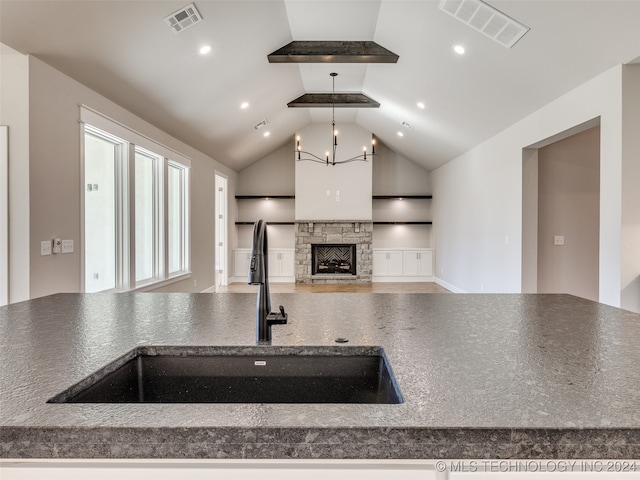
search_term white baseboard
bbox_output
[271,276,295,283]
[372,276,435,283]
[435,277,466,293]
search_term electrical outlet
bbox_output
[554,235,565,246]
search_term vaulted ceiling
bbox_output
[1,0,639,172]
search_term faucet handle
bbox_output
[267,305,287,325]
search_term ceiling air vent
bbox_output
[165,3,203,34]
[438,0,529,48]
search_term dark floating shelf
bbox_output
[373,222,432,225]
[288,93,380,108]
[372,195,432,199]
[267,41,399,64]
[235,195,295,199]
[235,222,295,226]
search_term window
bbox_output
[82,107,190,292]
[84,127,122,292]
[167,161,189,275]
[134,147,161,284]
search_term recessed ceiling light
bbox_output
[263,131,271,137]
[198,44,212,55]
[453,44,466,55]
[397,131,404,137]
[240,102,249,109]
[417,102,426,109]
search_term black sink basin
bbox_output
[48,346,403,404]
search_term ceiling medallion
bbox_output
[296,73,375,166]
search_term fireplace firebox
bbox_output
[312,244,357,275]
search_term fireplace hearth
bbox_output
[312,244,356,275]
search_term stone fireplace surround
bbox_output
[295,221,372,284]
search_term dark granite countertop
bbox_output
[1,292,639,459]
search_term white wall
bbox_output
[0,44,30,303]
[237,142,294,195]
[432,64,637,310]
[295,123,372,221]
[521,148,538,294]
[432,136,522,293]
[372,140,431,195]
[620,64,640,312]
[26,55,237,298]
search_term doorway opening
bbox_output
[522,119,600,302]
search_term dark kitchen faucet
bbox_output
[248,219,287,343]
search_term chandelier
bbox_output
[296,73,376,166]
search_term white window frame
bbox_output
[83,125,129,293]
[81,106,191,292]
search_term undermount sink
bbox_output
[48,346,403,404]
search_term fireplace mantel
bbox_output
[294,221,372,284]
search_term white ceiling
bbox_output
[1,0,639,172]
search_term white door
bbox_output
[417,250,434,276]
[387,251,404,276]
[373,251,403,276]
[0,126,8,305]
[214,174,228,286]
[233,250,251,278]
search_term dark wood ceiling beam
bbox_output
[268,41,399,63]
[287,93,380,108]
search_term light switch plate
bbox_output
[61,240,74,253]
[554,235,565,246]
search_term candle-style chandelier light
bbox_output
[296,73,376,166]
